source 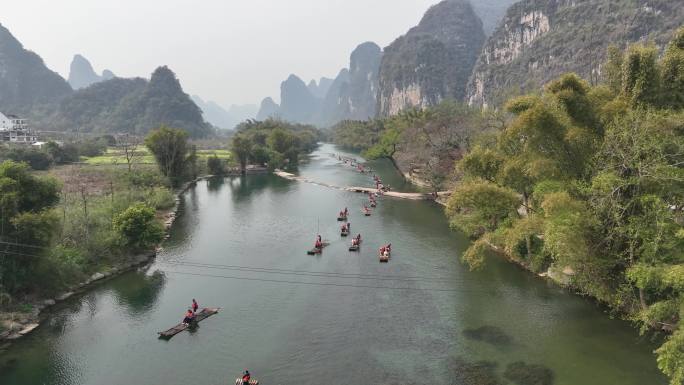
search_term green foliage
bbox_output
[231,118,321,171]
[656,329,684,385]
[621,44,661,107]
[448,32,684,384]
[207,155,224,175]
[113,203,164,250]
[446,179,520,237]
[0,160,60,292]
[45,141,79,164]
[661,27,684,110]
[458,146,504,182]
[145,125,191,184]
[0,145,52,170]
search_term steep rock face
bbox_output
[466,0,684,107]
[0,23,72,114]
[256,97,280,120]
[279,74,319,123]
[315,69,350,126]
[307,77,334,99]
[47,66,211,137]
[316,42,382,126]
[377,0,486,116]
[339,42,382,121]
[471,0,520,36]
[67,54,116,89]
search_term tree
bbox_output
[207,155,223,175]
[113,203,164,250]
[661,27,684,110]
[231,134,252,174]
[0,161,60,292]
[117,134,142,172]
[145,125,190,184]
[621,44,661,107]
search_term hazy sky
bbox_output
[3,0,438,108]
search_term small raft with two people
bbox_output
[307,234,329,255]
[337,207,349,221]
[349,234,362,251]
[341,222,350,237]
[379,243,392,263]
[158,302,220,339]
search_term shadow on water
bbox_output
[110,270,166,317]
[462,325,513,347]
[206,176,226,193]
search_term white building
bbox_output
[0,112,36,143]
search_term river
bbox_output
[0,144,667,385]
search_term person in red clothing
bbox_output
[182,309,195,326]
[242,370,251,384]
[191,299,199,313]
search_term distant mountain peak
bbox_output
[68,54,116,89]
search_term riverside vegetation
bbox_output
[0,119,321,331]
[333,28,684,385]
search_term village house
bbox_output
[0,112,37,143]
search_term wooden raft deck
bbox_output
[158,307,220,339]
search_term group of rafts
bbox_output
[309,158,391,262]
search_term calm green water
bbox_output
[0,144,666,385]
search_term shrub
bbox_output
[113,203,164,250]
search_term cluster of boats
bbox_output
[308,203,391,262]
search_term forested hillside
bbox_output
[334,27,684,385]
[377,0,485,116]
[0,23,73,115]
[467,0,684,107]
[40,66,211,137]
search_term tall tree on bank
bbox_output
[145,125,191,185]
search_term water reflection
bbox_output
[110,269,165,317]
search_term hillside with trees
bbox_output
[334,28,684,384]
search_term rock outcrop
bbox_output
[256,97,280,120]
[67,54,116,90]
[278,74,320,123]
[377,0,486,116]
[466,0,684,107]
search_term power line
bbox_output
[160,269,493,294]
[159,260,463,284]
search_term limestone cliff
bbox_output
[377,0,485,116]
[466,0,684,107]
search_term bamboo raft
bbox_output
[235,379,259,385]
[341,228,349,237]
[307,242,329,255]
[158,308,220,339]
[362,209,371,216]
[349,239,362,251]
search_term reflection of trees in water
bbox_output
[110,270,166,317]
[206,176,226,193]
[227,175,292,204]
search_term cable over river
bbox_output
[0,144,667,385]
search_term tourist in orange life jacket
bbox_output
[182,309,194,325]
[191,299,199,313]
